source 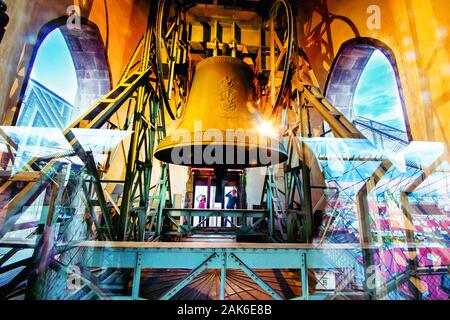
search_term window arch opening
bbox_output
[16,27,77,128]
[325,40,411,149]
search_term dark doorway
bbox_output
[191,168,242,228]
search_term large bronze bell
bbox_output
[154,56,288,169]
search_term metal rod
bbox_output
[220,252,227,300]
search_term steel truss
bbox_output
[70,242,363,301]
[162,209,270,236]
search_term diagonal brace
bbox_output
[160,253,218,300]
[230,253,283,300]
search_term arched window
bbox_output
[9,20,111,172]
[0,20,112,237]
[326,39,411,146]
[17,27,77,129]
[353,50,407,132]
[15,19,111,129]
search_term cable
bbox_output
[103,0,109,52]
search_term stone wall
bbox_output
[60,23,110,121]
[325,44,376,121]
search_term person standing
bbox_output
[225,189,238,210]
[197,195,207,209]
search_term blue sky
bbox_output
[30,28,78,104]
[353,50,407,131]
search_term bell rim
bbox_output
[154,140,288,168]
